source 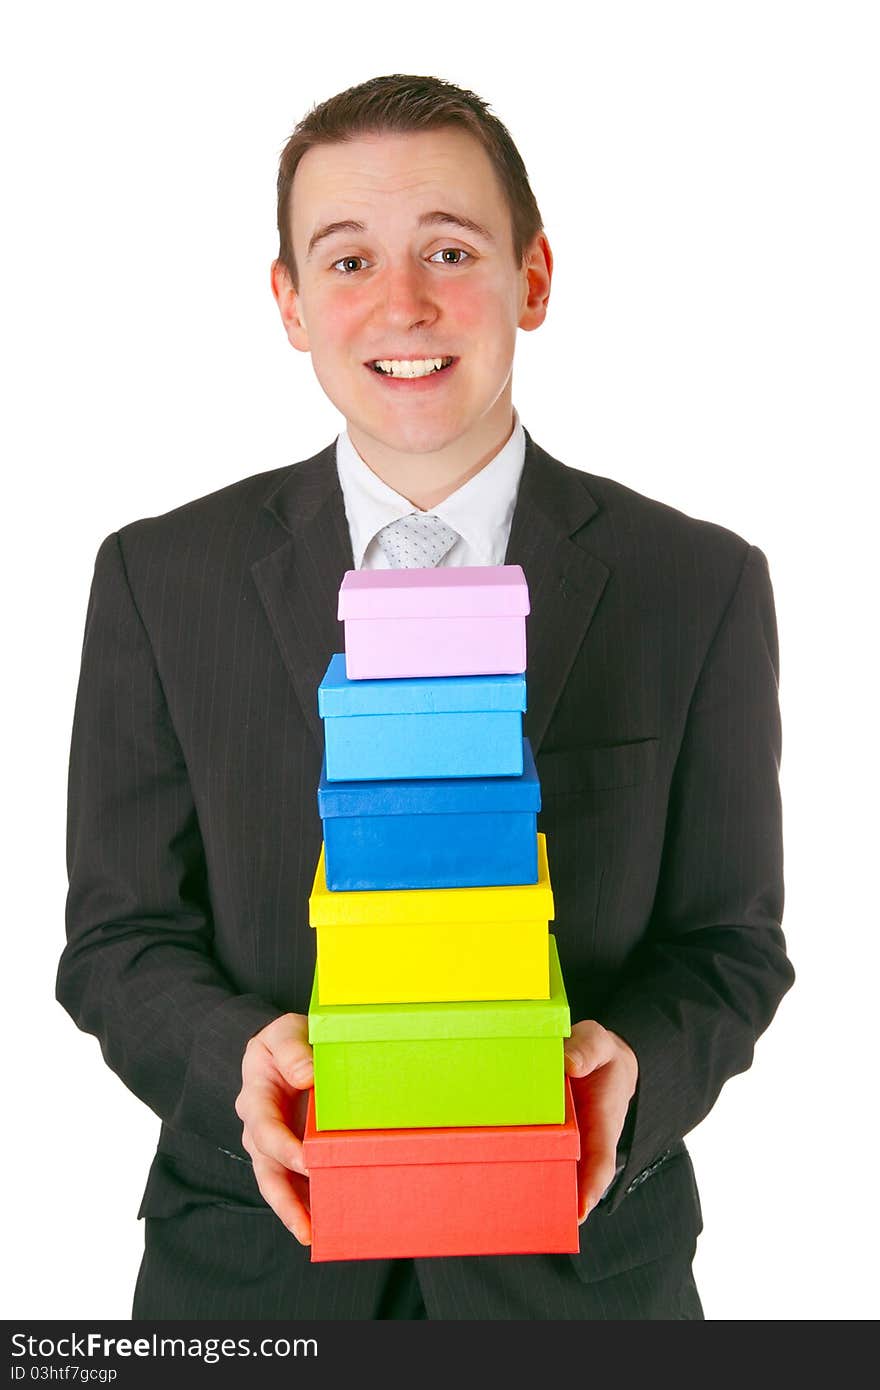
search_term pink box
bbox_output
[338,565,530,679]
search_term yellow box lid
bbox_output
[309,833,554,927]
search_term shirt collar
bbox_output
[334,408,526,569]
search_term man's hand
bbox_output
[564,1020,639,1224]
[235,1012,314,1245]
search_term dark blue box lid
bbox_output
[318,738,540,818]
[317,653,527,718]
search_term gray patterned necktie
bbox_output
[373,512,460,569]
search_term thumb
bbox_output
[563,1021,615,1078]
[267,1031,315,1090]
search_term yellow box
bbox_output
[308,833,555,1005]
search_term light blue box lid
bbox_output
[317,653,527,718]
[318,737,540,818]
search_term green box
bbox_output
[308,935,570,1130]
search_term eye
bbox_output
[331,256,369,274]
[429,248,470,265]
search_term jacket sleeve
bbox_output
[57,531,284,1158]
[595,543,794,1212]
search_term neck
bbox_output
[346,401,516,511]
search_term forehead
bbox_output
[291,128,509,247]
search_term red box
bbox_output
[302,1077,580,1262]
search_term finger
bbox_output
[241,1089,310,1176]
[252,1149,312,1245]
[279,1080,312,1139]
[250,1117,309,1176]
[577,1141,619,1223]
[574,1090,621,1221]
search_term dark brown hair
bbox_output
[275,74,544,290]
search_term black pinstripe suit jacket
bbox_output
[58,429,794,1293]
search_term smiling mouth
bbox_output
[367,356,457,378]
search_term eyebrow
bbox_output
[306,210,497,259]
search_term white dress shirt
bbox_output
[334,407,527,570]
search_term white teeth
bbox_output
[372,357,453,378]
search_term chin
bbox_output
[354,408,470,457]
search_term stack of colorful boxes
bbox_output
[301,565,580,1261]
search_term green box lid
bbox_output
[308,934,569,1043]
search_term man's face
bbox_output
[272,127,549,459]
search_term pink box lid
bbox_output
[337,564,530,621]
[303,1077,578,1168]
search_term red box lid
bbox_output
[302,1077,579,1167]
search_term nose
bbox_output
[377,259,439,330]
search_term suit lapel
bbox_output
[506,431,610,754]
[251,429,610,758]
[251,442,353,750]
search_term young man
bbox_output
[59,74,794,1320]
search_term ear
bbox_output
[270,258,310,352]
[518,232,553,333]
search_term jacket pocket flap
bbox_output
[538,737,659,794]
[137,1135,267,1220]
[570,1145,702,1283]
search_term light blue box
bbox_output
[317,654,526,782]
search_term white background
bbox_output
[3,0,877,1322]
